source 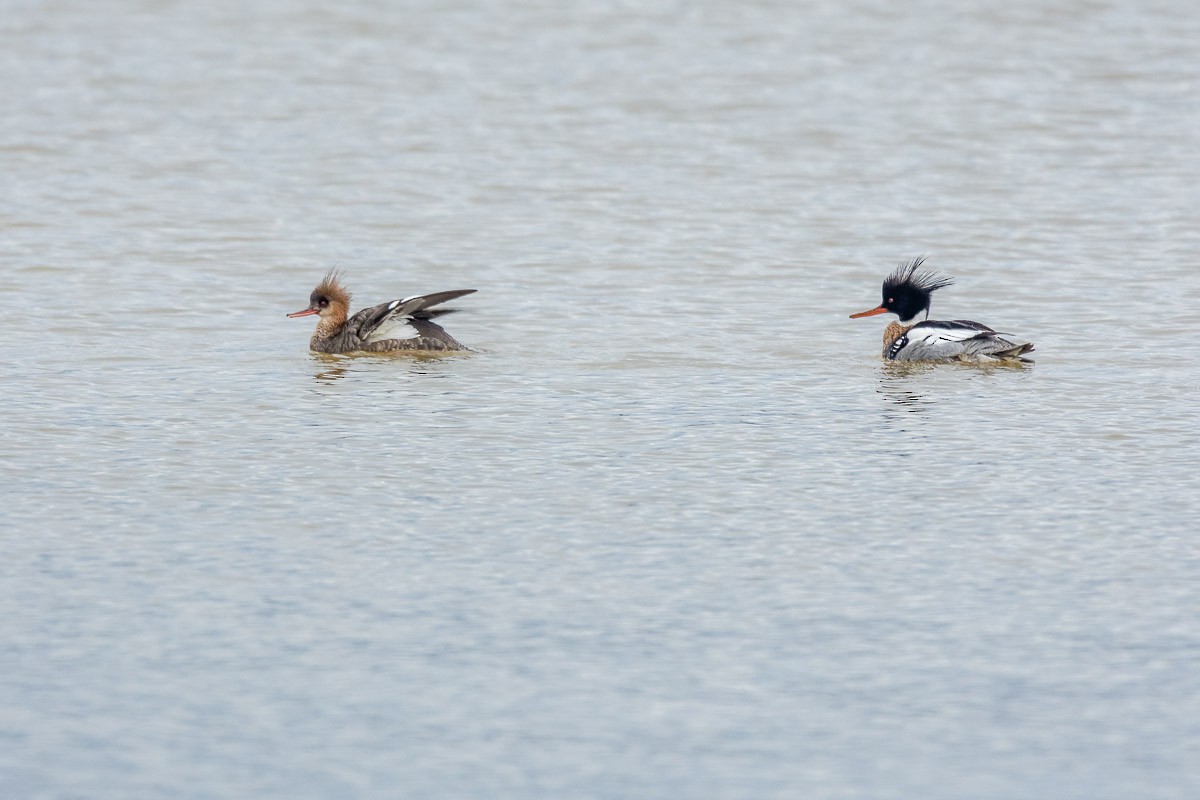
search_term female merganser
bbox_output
[287,271,475,353]
[850,257,1034,362]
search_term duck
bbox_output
[850,257,1034,362]
[287,271,475,353]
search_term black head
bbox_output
[851,256,954,322]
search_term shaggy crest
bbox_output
[310,268,352,308]
[883,255,954,296]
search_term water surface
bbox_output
[3,1,1199,797]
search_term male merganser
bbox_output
[850,257,1034,362]
[287,271,475,353]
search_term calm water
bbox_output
[3,0,1199,797]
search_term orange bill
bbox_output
[849,306,889,319]
[287,308,318,318]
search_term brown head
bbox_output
[287,270,352,325]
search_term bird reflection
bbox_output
[309,351,467,385]
[876,361,937,413]
[312,365,349,384]
[875,357,1031,418]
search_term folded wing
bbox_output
[892,320,1033,361]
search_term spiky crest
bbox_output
[883,255,954,296]
[310,268,352,308]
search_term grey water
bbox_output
[3,0,1199,797]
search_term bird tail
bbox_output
[997,342,1035,358]
[414,307,461,320]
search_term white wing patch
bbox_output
[907,323,990,345]
[364,316,418,343]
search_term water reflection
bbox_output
[308,351,469,385]
[312,364,349,384]
[878,358,1032,408]
[876,361,939,413]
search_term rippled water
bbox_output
[3,1,1199,797]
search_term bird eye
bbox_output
[318,298,329,308]
[887,297,894,303]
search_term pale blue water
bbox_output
[3,1,1199,798]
